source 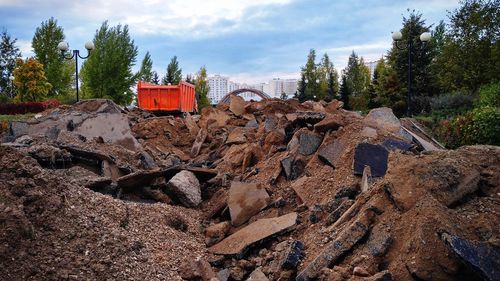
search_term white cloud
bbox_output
[224,71,299,85]
[17,40,33,58]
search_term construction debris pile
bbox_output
[0,97,498,281]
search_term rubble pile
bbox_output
[1,97,498,281]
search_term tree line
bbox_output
[297,0,499,117]
[0,18,211,110]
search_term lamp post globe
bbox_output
[58,40,93,102]
[420,32,431,42]
[84,41,95,51]
[391,31,402,41]
[57,41,69,52]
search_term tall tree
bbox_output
[387,10,434,110]
[80,21,138,105]
[339,75,350,110]
[320,53,340,101]
[162,56,182,85]
[435,0,499,93]
[299,49,320,101]
[136,51,153,83]
[152,71,160,85]
[343,51,371,110]
[13,58,52,102]
[195,66,210,111]
[32,17,74,99]
[185,74,194,84]
[296,73,307,102]
[0,30,22,98]
[373,58,405,116]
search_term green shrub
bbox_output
[479,82,500,108]
[430,92,475,117]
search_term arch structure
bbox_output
[218,88,271,104]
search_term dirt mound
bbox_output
[1,98,498,281]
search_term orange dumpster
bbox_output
[137,81,197,113]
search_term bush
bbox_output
[0,99,61,115]
[430,92,475,117]
[479,82,500,108]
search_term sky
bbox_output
[0,0,461,84]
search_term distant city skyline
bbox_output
[0,0,461,84]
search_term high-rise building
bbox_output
[282,79,298,96]
[262,78,298,99]
[208,75,228,104]
[364,61,377,76]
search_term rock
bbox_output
[278,240,304,270]
[179,258,217,281]
[366,271,393,281]
[230,266,246,281]
[313,115,343,132]
[295,111,326,124]
[367,229,392,257]
[280,156,305,181]
[360,127,378,139]
[116,169,163,190]
[325,199,354,226]
[353,266,370,277]
[229,95,247,116]
[142,187,172,203]
[245,119,259,128]
[217,269,230,281]
[360,165,372,193]
[101,160,122,180]
[298,132,322,156]
[205,221,231,243]
[137,151,157,170]
[8,121,29,138]
[166,170,202,207]
[247,268,269,281]
[401,126,442,151]
[228,181,270,226]
[227,127,247,145]
[199,107,231,128]
[184,113,200,136]
[291,176,314,206]
[296,210,375,281]
[209,212,298,256]
[442,233,500,281]
[364,107,401,133]
[318,140,345,168]
[353,143,388,177]
[381,138,412,151]
[191,128,208,158]
[264,116,277,133]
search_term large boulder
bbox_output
[166,170,202,207]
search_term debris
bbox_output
[226,127,247,145]
[277,240,304,270]
[318,140,345,168]
[228,181,271,226]
[360,127,378,139]
[247,268,269,281]
[205,221,231,246]
[209,212,298,256]
[191,128,208,158]
[166,170,202,207]
[229,95,247,116]
[313,115,343,132]
[353,143,388,177]
[360,165,372,193]
[381,138,412,151]
[116,169,163,189]
[298,131,322,156]
[364,107,401,133]
[353,266,370,277]
[295,111,326,124]
[178,257,217,281]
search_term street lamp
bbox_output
[9,75,14,98]
[392,31,431,116]
[58,41,95,102]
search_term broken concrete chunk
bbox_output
[190,128,208,158]
[278,240,304,270]
[366,271,393,281]
[443,233,500,281]
[280,156,305,181]
[226,127,247,145]
[178,257,217,281]
[298,132,322,156]
[166,170,202,208]
[361,165,372,193]
[8,121,29,139]
[247,268,269,281]
[313,115,343,132]
[364,107,401,133]
[229,95,247,116]
[291,176,314,206]
[209,212,298,256]
[361,127,378,139]
[245,119,259,128]
[367,229,392,257]
[296,210,374,281]
[116,169,163,190]
[295,111,326,124]
[353,143,388,177]
[318,140,345,168]
[137,151,157,170]
[382,138,412,151]
[228,181,270,226]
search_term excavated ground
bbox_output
[0,98,498,281]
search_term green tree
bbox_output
[339,75,350,110]
[280,92,288,100]
[152,71,160,85]
[343,51,371,110]
[185,74,194,84]
[435,0,499,93]
[0,29,22,99]
[32,17,74,100]
[195,66,210,111]
[162,56,182,85]
[80,21,138,105]
[296,73,307,102]
[387,10,434,113]
[299,49,320,101]
[13,58,52,102]
[136,51,153,82]
[319,53,339,101]
[373,58,406,116]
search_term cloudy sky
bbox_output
[0,0,460,84]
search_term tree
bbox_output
[80,21,138,105]
[373,58,406,116]
[162,56,182,85]
[296,73,307,102]
[300,49,320,101]
[136,51,153,83]
[185,74,194,84]
[0,29,22,99]
[342,51,371,110]
[435,0,499,93]
[32,17,74,99]
[152,71,160,85]
[195,66,210,111]
[13,58,52,102]
[280,92,288,100]
[319,53,339,101]
[339,75,350,109]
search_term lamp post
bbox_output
[391,31,431,116]
[9,75,14,98]
[57,41,95,102]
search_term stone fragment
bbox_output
[364,107,401,133]
[353,143,388,177]
[443,233,500,281]
[298,132,322,156]
[217,269,230,281]
[229,95,247,116]
[401,127,442,151]
[367,229,392,257]
[366,271,393,281]
[209,212,298,256]
[101,160,122,180]
[381,138,412,151]
[291,176,314,206]
[361,127,378,139]
[353,266,370,277]
[325,199,354,226]
[295,111,326,124]
[184,113,200,136]
[137,151,157,170]
[116,169,163,190]
[245,119,259,128]
[296,210,375,280]
[318,140,345,168]
[278,240,304,270]
[226,127,247,145]
[178,258,217,281]
[191,128,208,158]
[166,170,201,207]
[228,181,270,226]
[313,115,343,132]
[361,165,372,193]
[247,268,269,281]
[205,221,231,243]
[8,121,29,138]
